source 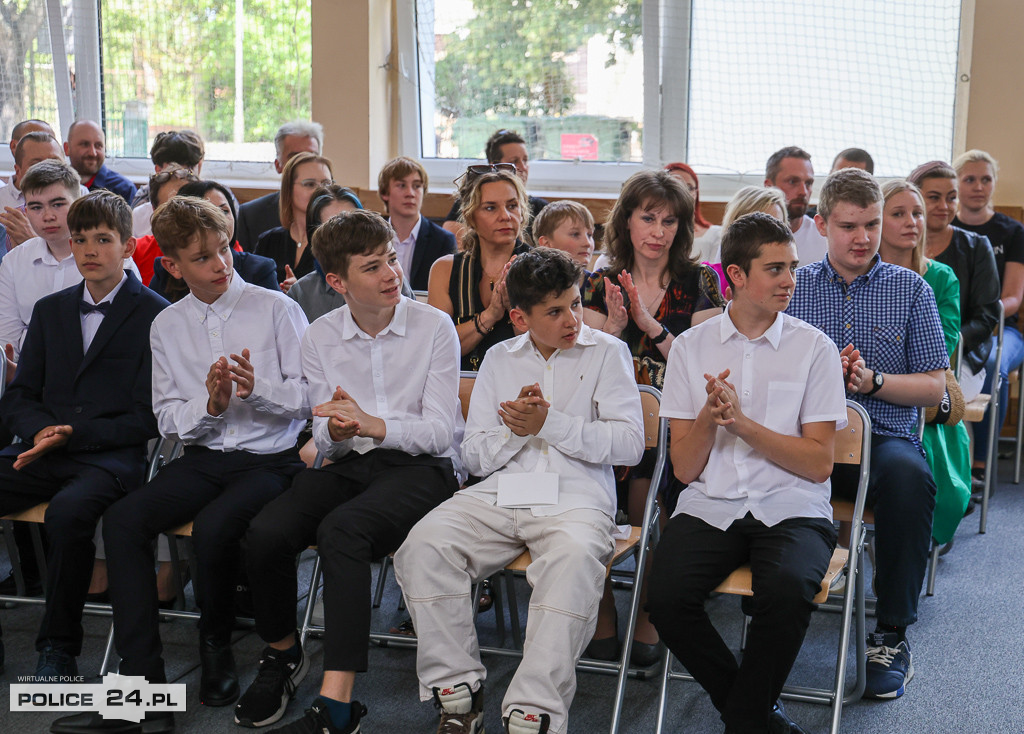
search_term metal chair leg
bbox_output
[926,540,939,596]
[99,622,117,676]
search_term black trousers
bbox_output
[647,512,836,734]
[244,448,457,672]
[0,452,126,654]
[103,446,303,683]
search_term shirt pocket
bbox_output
[764,381,804,436]
[871,325,906,371]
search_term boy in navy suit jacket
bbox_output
[0,190,167,680]
[378,156,456,291]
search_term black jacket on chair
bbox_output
[934,227,1001,372]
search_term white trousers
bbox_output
[394,493,615,734]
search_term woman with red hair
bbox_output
[665,162,722,263]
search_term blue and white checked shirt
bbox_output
[787,255,948,448]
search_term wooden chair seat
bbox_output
[1,502,49,524]
[712,548,850,604]
[831,499,875,526]
[503,525,643,574]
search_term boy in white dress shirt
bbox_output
[52,196,310,734]
[233,210,461,734]
[395,247,645,734]
[646,212,847,734]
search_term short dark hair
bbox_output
[832,148,874,174]
[765,146,812,182]
[506,247,583,312]
[151,196,231,258]
[485,129,526,164]
[720,212,794,290]
[67,190,132,242]
[20,159,81,197]
[306,184,363,244]
[149,130,205,168]
[14,131,60,167]
[311,209,394,279]
[178,180,238,229]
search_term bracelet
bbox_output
[650,324,671,345]
[474,313,493,336]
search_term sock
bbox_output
[272,640,301,663]
[319,696,352,729]
[875,623,906,642]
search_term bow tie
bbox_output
[79,301,112,316]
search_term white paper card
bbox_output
[497,472,559,508]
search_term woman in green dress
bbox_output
[878,179,970,545]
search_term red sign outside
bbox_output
[560,133,599,160]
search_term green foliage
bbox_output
[99,0,311,143]
[434,0,641,118]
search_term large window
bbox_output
[0,0,312,168]
[417,0,644,164]
[415,0,965,187]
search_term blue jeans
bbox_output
[974,327,1024,463]
[832,434,935,627]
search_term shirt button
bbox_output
[74,406,83,414]
[745,354,751,359]
[845,323,851,329]
[743,390,750,396]
[211,331,219,337]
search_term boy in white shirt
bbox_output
[646,212,848,734]
[395,247,645,734]
[233,210,461,734]
[52,196,309,734]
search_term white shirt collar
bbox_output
[81,271,128,306]
[506,322,599,356]
[390,215,422,246]
[339,295,409,340]
[718,302,785,350]
[186,268,245,323]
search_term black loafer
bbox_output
[629,640,662,668]
[769,700,808,734]
[50,712,173,733]
[199,635,239,706]
[584,634,621,661]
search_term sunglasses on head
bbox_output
[454,162,517,187]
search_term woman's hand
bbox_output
[602,278,629,336]
[618,270,663,337]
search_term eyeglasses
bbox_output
[298,178,334,189]
[151,168,197,185]
[453,162,517,187]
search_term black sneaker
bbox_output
[234,645,309,727]
[267,698,366,733]
[36,646,78,682]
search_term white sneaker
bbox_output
[433,682,483,734]
[504,709,550,734]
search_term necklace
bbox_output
[638,281,667,315]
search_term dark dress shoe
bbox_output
[769,700,808,734]
[629,640,662,668]
[50,711,173,733]
[584,634,621,661]
[199,635,239,706]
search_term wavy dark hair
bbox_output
[603,169,696,281]
[178,180,238,230]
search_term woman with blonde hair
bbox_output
[255,151,334,291]
[879,179,970,545]
[951,150,1024,474]
[428,166,532,371]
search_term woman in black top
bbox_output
[428,166,531,371]
[951,150,1024,468]
[254,151,333,292]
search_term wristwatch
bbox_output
[651,324,671,345]
[865,370,884,396]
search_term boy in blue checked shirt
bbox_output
[786,168,948,701]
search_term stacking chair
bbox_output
[654,401,872,734]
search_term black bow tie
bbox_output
[79,301,112,316]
